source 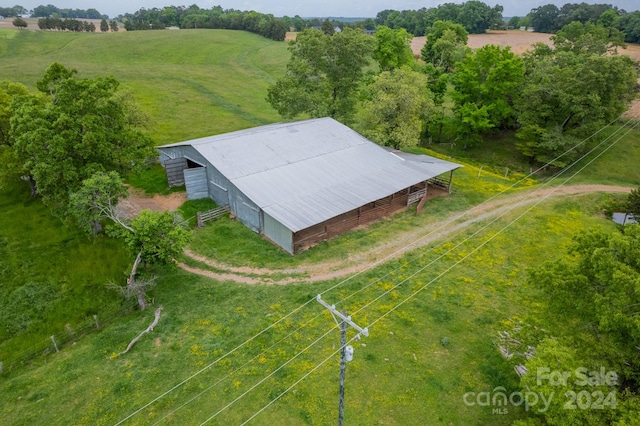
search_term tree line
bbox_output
[36,17,119,32]
[118,5,287,41]
[374,1,504,35]
[31,4,105,19]
[523,2,640,43]
[267,19,638,168]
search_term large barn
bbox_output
[157,118,461,254]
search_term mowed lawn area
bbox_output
[0,28,639,425]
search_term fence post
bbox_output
[197,212,203,227]
[51,335,59,353]
[94,314,100,329]
[0,361,3,374]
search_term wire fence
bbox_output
[0,302,136,374]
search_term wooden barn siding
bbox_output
[164,157,187,187]
[292,188,412,253]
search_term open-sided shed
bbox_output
[157,118,461,254]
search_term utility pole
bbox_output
[317,295,368,426]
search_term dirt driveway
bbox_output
[178,184,633,284]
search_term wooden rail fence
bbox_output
[197,205,230,227]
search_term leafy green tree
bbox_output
[421,20,468,72]
[507,16,520,28]
[617,11,640,43]
[517,226,640,424]
[267,28,375,124]
[109,20,119,32]
[321,19,334,35]
[552,21,625,56]
[0,81,29,187]
[9,63,155,207]
[458,0,503,33]
[0,80,28,146]
[68,171,129,235]
[100,18,108,32]
[516,49,637,165]
[12,17,27,29]
[373,26,415,71]
[528,4,560,33]
[121,210,191,269]
[627,188,640,217]
[70,172,190,310]
[450,45,524,145]
[359,68,433,149]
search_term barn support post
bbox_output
[417,181,429,214]
[448,170,454,193]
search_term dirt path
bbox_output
[117,186,187,219]
[180,184,632,285]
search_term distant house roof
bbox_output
[612,212,637,226]
[159,118,461,232]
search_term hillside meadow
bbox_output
[0,28,639,425]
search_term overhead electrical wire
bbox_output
[115,107,639,425]
[216,119,640,424]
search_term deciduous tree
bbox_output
[267,28,375,124]
[421,20,469,72]
[515,49,637,165]
[12,17,27,29]
[68,171,129,235]
[9,63,155,207]
[359,68,432,149]
[450,45,524,145]
[373,26,415,72]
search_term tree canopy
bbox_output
[514,226,640,424]
[9,63,155,208]
[515,39,637,165]
[266,28,375,124]
[359,68,432,150]
[421,20,469,72]
[451,45,524,144]
[373,26,415,72]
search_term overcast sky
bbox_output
[12,0,640,19]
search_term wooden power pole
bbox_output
[317,295,368,426]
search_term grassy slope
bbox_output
[0,28,287,143]
[0,194,623,425]
[0,28,640,425]
[0,28,287,366]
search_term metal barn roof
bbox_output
[159,118,461,232]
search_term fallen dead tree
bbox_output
[120,305,163,355]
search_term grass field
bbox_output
[0,27,639,425]
[0,28,287,143]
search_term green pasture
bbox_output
[0,27,639,426]
[0,192,621,425]
[0,28,288,143]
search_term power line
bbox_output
[197,325,340,425]
[365,120,639,329]
[115,110,638,424]
[233,119,639,424]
